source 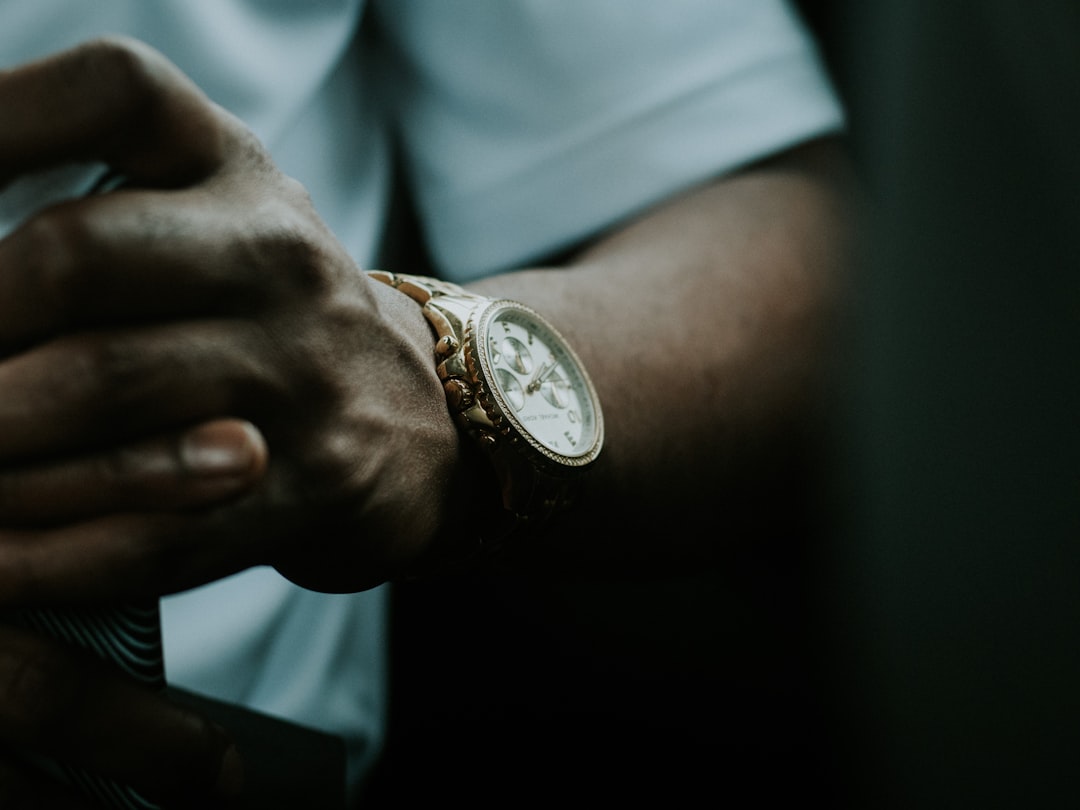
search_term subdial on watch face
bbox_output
[491,335,533,375]
[495,367,526,411]
[539,370,570,409]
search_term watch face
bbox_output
[474,301,603,467]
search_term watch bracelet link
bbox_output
[366,269,470,308]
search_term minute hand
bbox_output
[526,357,558,394]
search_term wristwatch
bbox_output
[367,270,604,552]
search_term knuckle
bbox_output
[255,219,333,296]
[78,36,167,122]
[76,37,226,180]
[68,337,130,400]
[54,336,146,433]
[14,212,90,331]
[233,176,339,299]
[302,426,371,504]
[278,173,316,210]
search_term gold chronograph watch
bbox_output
[367,270,604,553]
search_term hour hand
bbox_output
[526,357,557,394]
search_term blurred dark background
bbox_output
[815,1,1080,807]
[364,3,1080,807]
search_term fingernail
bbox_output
[215,742,245,799]
[180,421,261,476]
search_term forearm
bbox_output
[467,136,856,571]
[0,37,853,594]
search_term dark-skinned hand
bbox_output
[0,36,468,806]
[0,36,465,602]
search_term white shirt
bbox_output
[0,0,843,799]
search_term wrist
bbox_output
[367,270,604,572]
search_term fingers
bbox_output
[0,420,268,527]
[0,624,244,807]
[0,37,228,188]
[0,186,265,349]
[0,187,220,348]
[0,509,265,607]
[0,322,274,462]
[0,169,342,352]
[0,40,337,352]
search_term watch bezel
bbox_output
[469,298,603,470]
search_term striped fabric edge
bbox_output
[9,602,166,810]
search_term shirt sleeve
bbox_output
[373,0,845,282]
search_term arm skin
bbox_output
[0,37,854,803]
[466,136,854,574]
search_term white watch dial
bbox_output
[478,302,602,465]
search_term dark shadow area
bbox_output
[818,2,1080,807]
[366,561,840,806]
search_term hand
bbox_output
[0,37,464,601]
[0,419,267,527]
[0,624,243,809]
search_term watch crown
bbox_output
[435,335,459,358]
[443,377,475,411]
